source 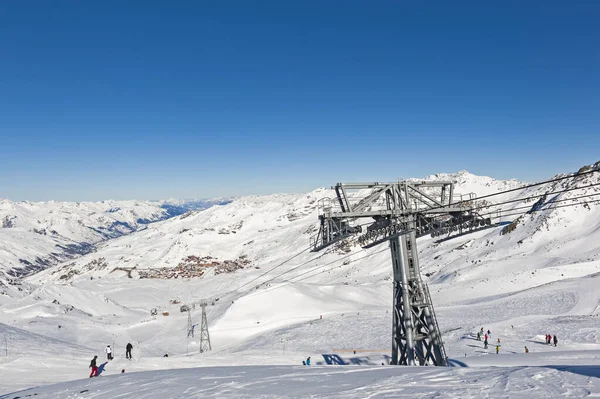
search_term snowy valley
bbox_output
[0,198,229,297]
[1,164,600,398]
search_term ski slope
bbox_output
[3,360,600,399]
[1,165,600,397]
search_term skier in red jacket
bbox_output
[89,356,98,378]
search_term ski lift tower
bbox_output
[198,302,212,353]
[186,299,213,353]
[312,180,490,366]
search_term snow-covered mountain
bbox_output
[0,199,167,279]
[422,169,524,196]
[2,164,600,396]
[25,171,531,285]
[0,198,229,287]
[156,198,233,218]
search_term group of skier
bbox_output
[477,327,494,350]
[476,327,560,356]
[89,342,134,378]
[546,334,558,346]
[476,327,502,353]
[88,330,562,376]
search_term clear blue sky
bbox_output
[1,1,598,201]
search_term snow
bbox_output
[0,198,230,283]
[3,362,600,398]
[2,166,600,397]
[0,199,167,282]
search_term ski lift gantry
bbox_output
[311,180,493,366]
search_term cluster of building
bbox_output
[137,254,251,279]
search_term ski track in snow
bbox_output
[2,363,599,398]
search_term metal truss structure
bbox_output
[199,302,212,353]
[184,299,213,352]
[311,181,494,366]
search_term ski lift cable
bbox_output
[203,171,600,311]
[254,248,389,296]
[250,197,600,298]
[245,191,600,297]
[231,246,313,293]
[228,220,390,298]
[243,248,388,298]
[427,168,600,212]
[478,191,600,218]
[238,248,367,297]
[236,183,600,296]
[247,251,332,290]
[199,228,374,304]
[198,246,323,307]
[489,197,600,221]
[188,247,329,324]
[289,248,388,284]
[469,181,600,214]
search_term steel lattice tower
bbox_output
[187,310,194,338]
[199,303,212,353]
[311,181,493,366]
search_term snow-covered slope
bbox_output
[0,198,230,297]
[0,199,167,279]
[2,165,600,396]
[4,360,600,398]
[27,190,328,284]
[422,169,524,197]
[26,170,532,285]
[26,164,600,298]
[156,198,233,218]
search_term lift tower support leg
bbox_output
[390,226,447,366]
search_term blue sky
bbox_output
[1,1,599,201]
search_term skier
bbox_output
[487,330,491,338]
[121,369,125,374]
[497,338,501,344]
[126,342,133,360]
[525,346,529,353]
[188,324,197,338]
[476,332,481,341]
[484,333,488,342]
[495,344,500,354]
[89,355,98,378]
[553,335,558,347]
[105,345,113,361]
[306,356,311,366]
[484,339,488,349]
